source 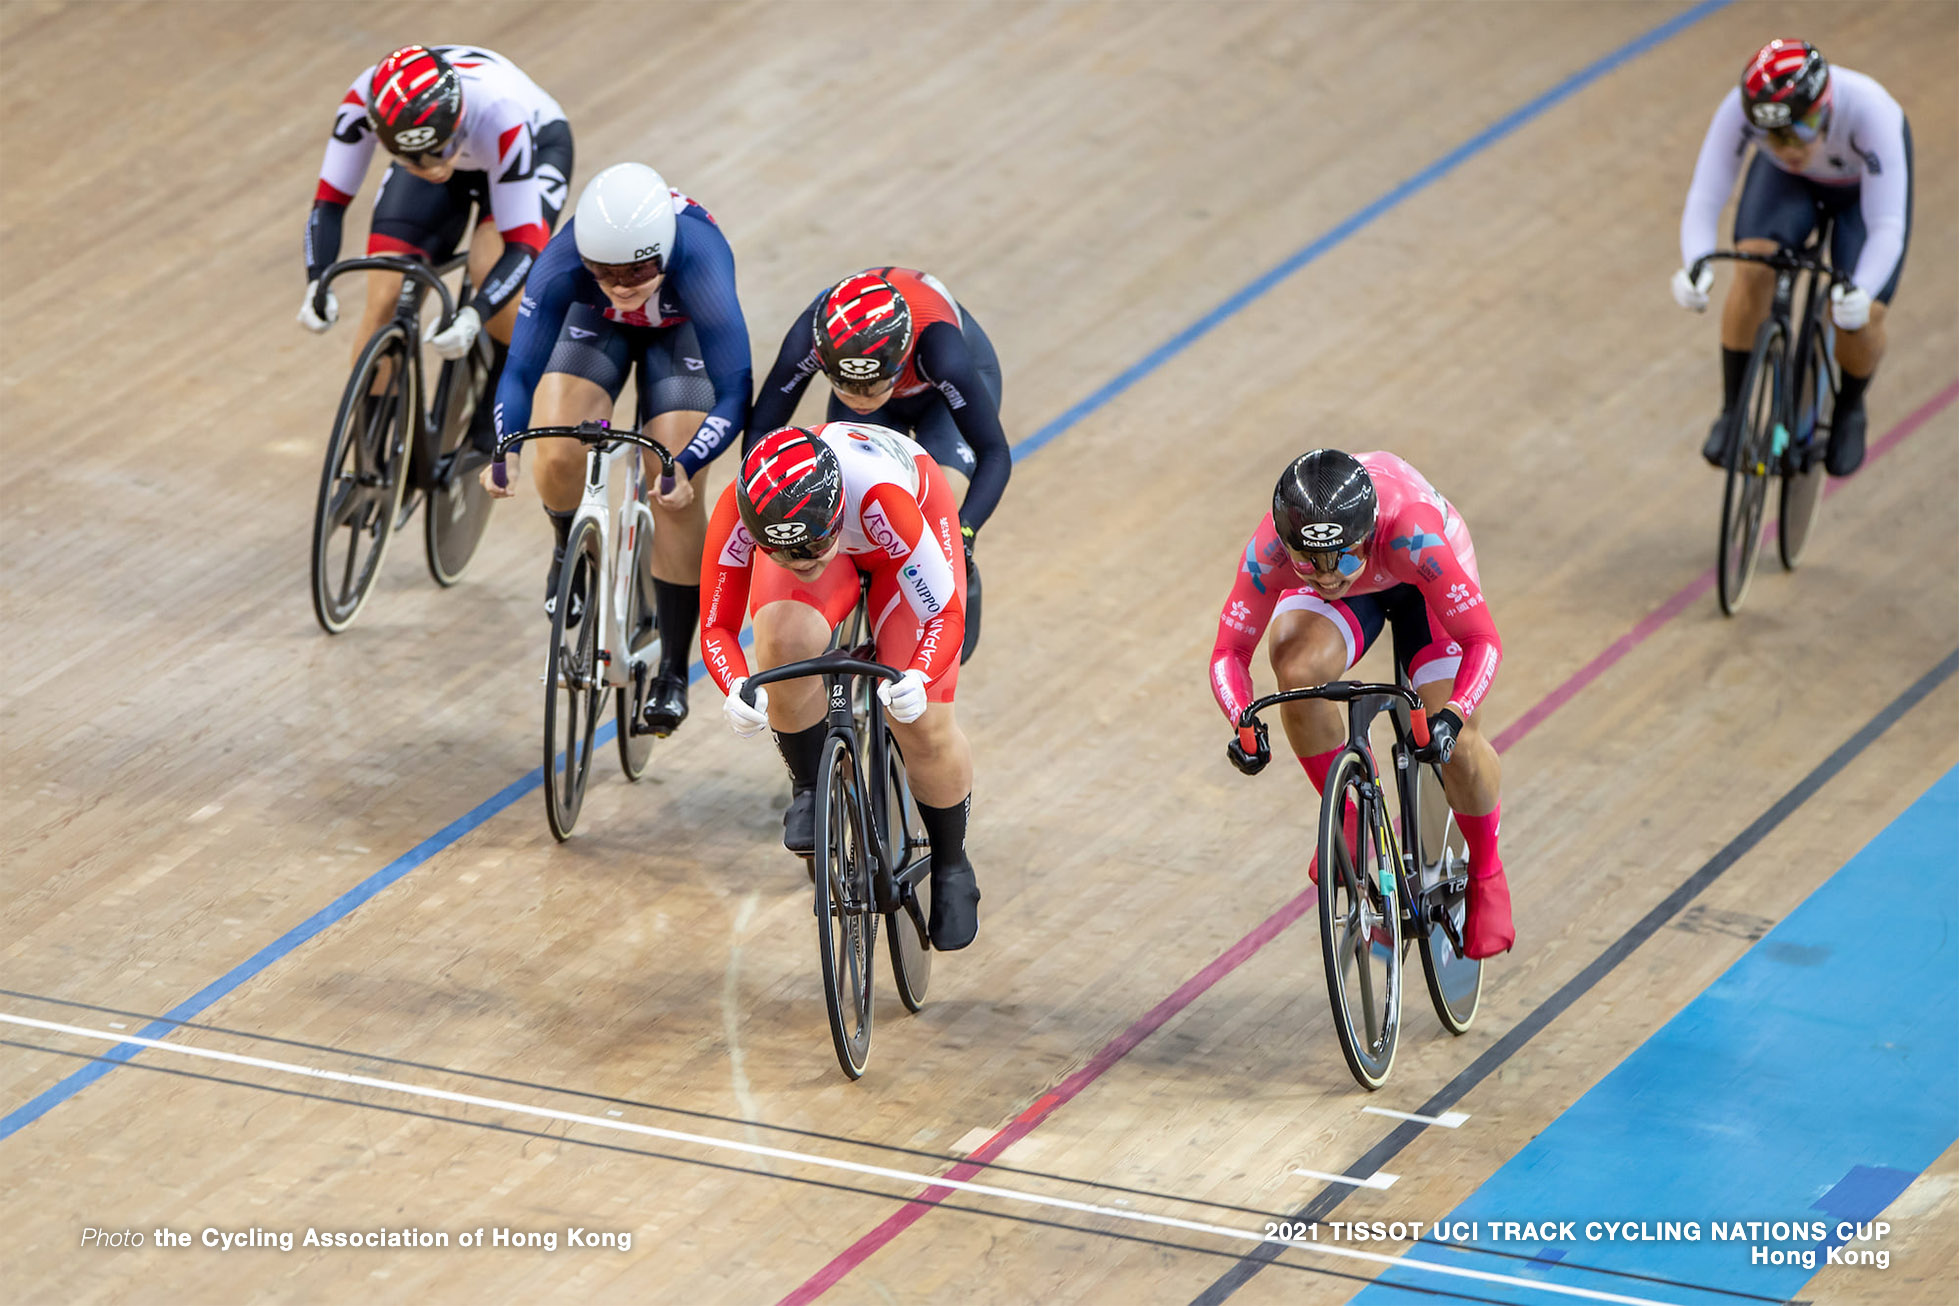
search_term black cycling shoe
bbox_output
[542,547,586,627]
[639,672,688,737]
[1702,409,1737,467]
[1825,401,1867,477]
[783,787,816,856]
[926,856,981,951]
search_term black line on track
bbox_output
[1188,648,1955,1305]
[0,986,1292,1225]
[3,1037,1525,1306]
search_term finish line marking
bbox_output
[1361,1107,1469,1129]
[1292,1168,1400,1191]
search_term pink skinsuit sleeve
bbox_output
[1385,504,1503,716]
[1208,515,1288,725]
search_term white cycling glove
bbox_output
[723,676,771,738]
[1670,265,1713,312]
[425,304,482,360]
[877,669,930,724]
[298,280,338,333]
[1830,284,1872,331]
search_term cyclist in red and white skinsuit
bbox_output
[701,423,982,950]
[297,45,573,444]
[1211,449,1513,959]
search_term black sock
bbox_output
[1838,369,1872,411]
[1721,347,1750,411]
[544,507,575,553]
[774,722,827,794]
[651,580,699,679]
[917,794,971,867]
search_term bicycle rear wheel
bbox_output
[616,511,660,781]
[1317,749,1401,1091]
[815,733,877,1078]
[311,327,411,633]
[543,519,604,841]
[1717,323,1781,616]
[1778,326,1832,570]
[424,355,495,586]
[875,727,932,1012]
[1409,760,1480,1034]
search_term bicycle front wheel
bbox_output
[1317,748,1401,1091]
[1778,325,1831,570]
[1409,759,1480,1034]
[1718,323,1782,615]
[616,511,660,781]
[311,326,411,632]
[543,518,604,841]
[815,733,877,1078]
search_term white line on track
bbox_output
[4,1013,1681,1306]
[1292,1167,1399,1190]
[1361,1106,1470,1128]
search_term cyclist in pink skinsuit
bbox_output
[1210,449,1513,960]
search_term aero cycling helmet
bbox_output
[1740,39,1831,134]
[814,272,913,390]
[739,428,846,559]
[1272,450,1377,575]
[369,46,464,160]
[574,163,677,283]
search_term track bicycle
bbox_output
[740,648,933,1080]
[493,421,674,841]
[1234,681,1480,1091]
[1692,218,1845,616]
[308,254,497,633]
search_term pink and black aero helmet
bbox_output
[368,46,464,159]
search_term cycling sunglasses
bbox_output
[828,372,895,399]
[388,135,461,168]
[759,533,838,563]
[1753,99,1829,144]
[583,256,666,289]
[1290,542,1367,579]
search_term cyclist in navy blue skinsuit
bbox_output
[485,162,752,736]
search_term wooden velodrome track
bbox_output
[2,2,1954,1303]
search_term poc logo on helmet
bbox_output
[634,245,661,260]
[836,357,882,379]
[394,126,440,151]
[764,523,810,543]
[1299,522,1345,545]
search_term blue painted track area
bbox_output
[1359,769,1958,1303]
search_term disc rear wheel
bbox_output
[424,355,495,586]
[312,328,411,633]
[543,520,604,841]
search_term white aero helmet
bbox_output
[574,162,677,271]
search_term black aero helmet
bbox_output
[738,427,846,559]
[1272,450,1377,558]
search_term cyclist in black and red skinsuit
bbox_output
[748,269,1009,659]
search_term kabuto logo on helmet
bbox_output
[1300,522,1345,546]
[394,126,440,152]
[1748,101,1793,129]
[764,523,810,543]
[837,357,882,379]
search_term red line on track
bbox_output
[778,380,1956,1304]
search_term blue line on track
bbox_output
[1352,769,1957,1303]
[2,0,1730,1142]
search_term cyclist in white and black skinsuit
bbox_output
[1673,39,1911,477]
[297,45,574,452]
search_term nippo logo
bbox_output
[1300,522,1344,546]
[837,357,881,379]
[764,522,809,543]
[394,126,440,151]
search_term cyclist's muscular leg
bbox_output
[1414,678,1512,959]
[753,597,832,854]
[354,266,411,372]
[526,373,614,511]
[1269,609,1356,885]
[889,702,981,950]
[887,703,972,809]
[1720,238,1782,351]
[637,409,711,728]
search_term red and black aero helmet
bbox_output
[813,272,913,389]
[369,46,464,159]
[739,428,846,558]
[1740,39,1830,132]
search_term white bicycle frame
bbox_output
[554,436,661,692]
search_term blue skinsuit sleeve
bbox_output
[668,212,753,477]
[494,229,581,438]
[915,319,1011,533]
